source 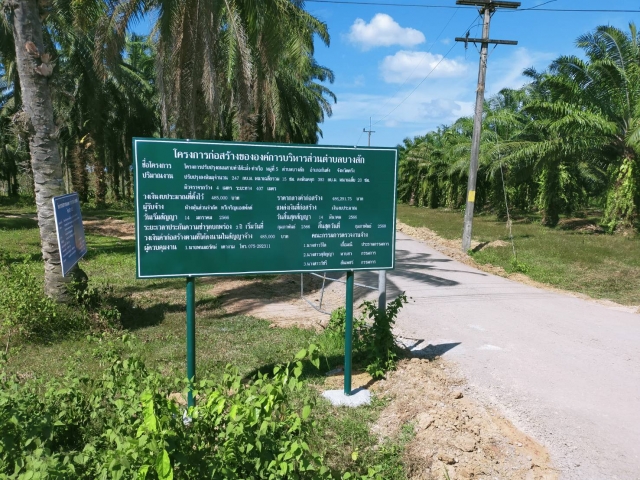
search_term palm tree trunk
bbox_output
[70,143,89,202]
[122,133,132,199]
[10,0,74,301]
[94,144,107,207]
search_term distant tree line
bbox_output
[0,0,336,206]
[397,24,640,231]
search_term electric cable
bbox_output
[354,8,474,145]
[306,0,640,13]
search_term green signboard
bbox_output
[134,138,397,278]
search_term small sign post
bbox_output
[52,193,87,276]
[344,271,354,395]
[186,276,196,406]
[133,138,398,404]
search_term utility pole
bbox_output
[363,117,375,147]
[362,118,386,311]
[456,0,519,251]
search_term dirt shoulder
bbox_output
[396,221,640,315]
[83,217,135,240]
[325,358,557,480]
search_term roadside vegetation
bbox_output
[398,204,640,306]
[0,204,409,479]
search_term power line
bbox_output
[306,0,640,13]
[367,14,480,129]
[372,41,459,127]
[354,7,473,145]
[362,8,467,126]
[519,0,556,10]
[354,129,365,147]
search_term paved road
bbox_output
[358,232,640,479]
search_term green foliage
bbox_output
[509,258,530,274]
[359,295,407,379]
[0,336,387,479]
[0,261,84,346]
[326,307,366,338]
[0,259,122,348]
[326,294,408,380]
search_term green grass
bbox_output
[0,214,319,380]
[0,195,37,216]
[0,204,408,478]
[398,204,640,306]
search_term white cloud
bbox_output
[347,14,425,51]
[381,50,468,84]
[318,47,557,147]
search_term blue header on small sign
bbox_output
[52,193,87,276]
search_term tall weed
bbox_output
[0,336,385,479]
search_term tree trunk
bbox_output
[70,143,89,202]
[122,133,132,199]
[538,163,561,228]
[94,145,107,207]
[111,149,121,202]
[10,0,75,301]
[603,155,639,231]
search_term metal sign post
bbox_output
[186,276,196,407]
[344,271,354,395]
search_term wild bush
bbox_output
[0,336,384,479]
[0,260,121,349]
[359,294,407,379]
[326,294,408,379]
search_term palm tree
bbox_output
[50,4,158,205]
[6,0,73,301]
[521,24,640,229]
[104,0,335,143]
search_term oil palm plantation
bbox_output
[2,0,336,301]
[398,24,640,231]
[512,24,640,229]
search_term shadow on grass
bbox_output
[118,301,170,330]
[0,216,38,230]
[0,251,43,264]
[121,279,188,294]
[83,238,135,260]
[82,206,134,221]
[117,294,222,330]
[243,353,350,384]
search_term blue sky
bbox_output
[302,0,640,147]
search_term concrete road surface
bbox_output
[358,232,640,479]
